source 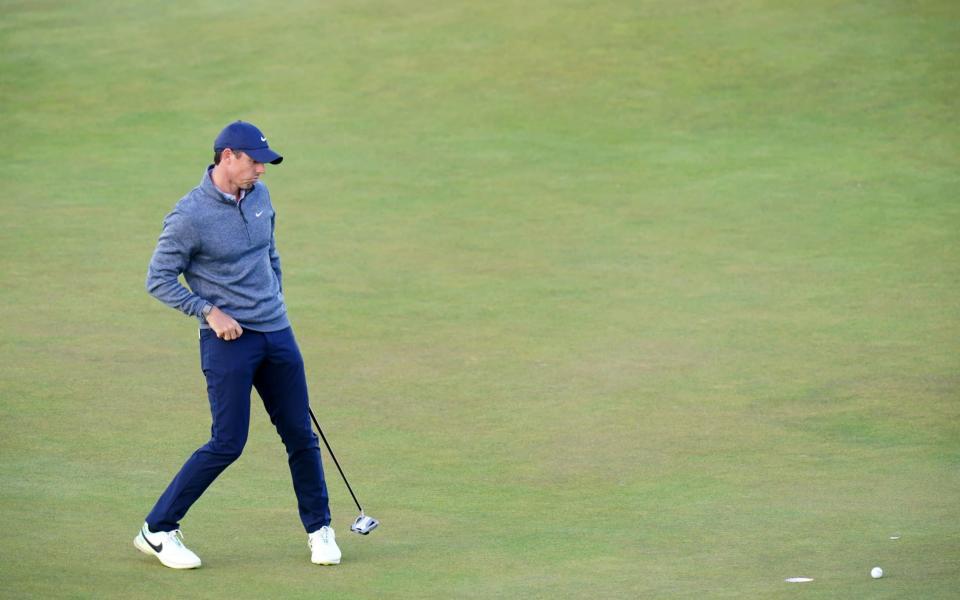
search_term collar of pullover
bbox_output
[202,165,249,205]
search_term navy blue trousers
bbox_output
[146,327,331,533]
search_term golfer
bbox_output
[134,121,341,568]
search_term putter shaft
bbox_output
[307,407,365,514]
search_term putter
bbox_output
[307,407,380,535]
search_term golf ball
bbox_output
[871,567,884,579]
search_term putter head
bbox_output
[351,514,379,535]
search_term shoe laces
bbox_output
[309,527,331,547]
[167,530,187,549]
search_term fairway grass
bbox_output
[2,1,958,598]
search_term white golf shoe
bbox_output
[134,523,202,569]
[308,526,342,565]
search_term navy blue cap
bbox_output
[214,121,283,165]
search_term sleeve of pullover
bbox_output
[270,212,282,292]
[145,209,207,317]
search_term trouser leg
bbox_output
[253,327,331,532]
[146,330,262,532]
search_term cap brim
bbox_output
[246,147,283,165]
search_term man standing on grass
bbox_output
[134,120,341,568]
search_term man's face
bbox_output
[224,149,266,191]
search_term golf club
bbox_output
[307,407,380,535]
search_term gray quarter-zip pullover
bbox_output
[146,166,290,331]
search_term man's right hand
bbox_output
[207,307,244,341]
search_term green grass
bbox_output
[2,0,958,597]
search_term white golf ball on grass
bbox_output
[871,566,884,579]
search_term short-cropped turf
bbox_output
[2,0,958,597]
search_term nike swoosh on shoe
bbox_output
[141,526,163,553]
